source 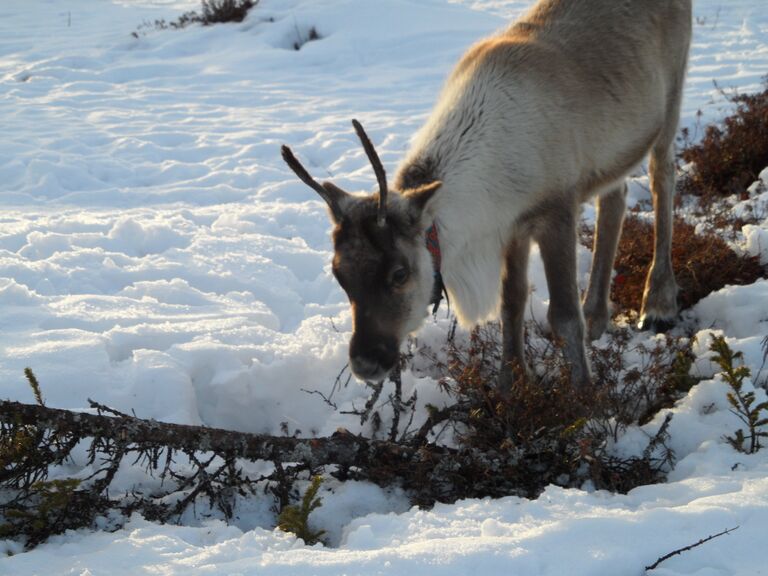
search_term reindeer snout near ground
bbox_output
[283,0,692,390]
[349,332,399,382]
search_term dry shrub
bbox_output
[415,325,584,499]
[610,215,766,315]
[446,325,585,448]
[199,0,256,25]
[133,0,256,36]
[679,79,768,202]
[414,323,695,500]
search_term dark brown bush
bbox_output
[679,80,768,202]
[610,215,766,315]
[200,0,256,25]
[132,0,256,36]
[416,322,691,498]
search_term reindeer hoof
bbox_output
[637,315,676,333]
[637,292,683,334]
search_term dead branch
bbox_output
[645,526,739,572]
[0,397,457,547]
[0,399,399,471]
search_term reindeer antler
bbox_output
[352,119,389,227]
[280,145,344,222]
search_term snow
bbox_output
[1,0,768,574]
[5,471,768,575]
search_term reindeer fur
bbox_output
[394,0,691,386]
[283,0,692,388]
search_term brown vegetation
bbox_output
[132,0,257,37]
[679,79,768,202]
[610,215,766,316]
[413,322,694,500]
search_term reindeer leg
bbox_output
[536,206,591,387]
[639,143,680,332]
[583,183,627,340]
[499,234,531,391]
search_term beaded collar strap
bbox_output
[425,223,447,314]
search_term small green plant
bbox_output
[24,367,45,407]
[0,424,37,470]
[1,368,44,473]
[709,335,768,454]
[277,476,326,545]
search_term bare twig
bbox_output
[645,526,739,572]
[340,378,385,426]
[88,398,131,418]
[300,388,338,410]
[389,365,403,442]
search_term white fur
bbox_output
[398,0,692,331]
[400,231,437,337]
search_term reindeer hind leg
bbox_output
[583,183,627,340]
[639,117,681,332]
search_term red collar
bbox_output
[425,223,446,314]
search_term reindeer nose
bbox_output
[349,338,398,382]
[350,355,388,382]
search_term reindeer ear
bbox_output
[281,144,350,224]
[320,181,349,224]
[403,181,442,217]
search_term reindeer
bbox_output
[281,0,692,389]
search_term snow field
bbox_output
[1,0,768,574]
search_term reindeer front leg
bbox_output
[499,234,531,392]
[536,205,591,387]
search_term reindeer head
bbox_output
[281,120,441,381]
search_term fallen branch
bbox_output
[0,399,412,473]
[0,397,438,547]
[645,526,740,572]
[0,396,544,546]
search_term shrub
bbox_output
[679,79,768,202]
[414,322,693,498]
[610,215,766,316]
[132,0,257,36]
[0,479,90,545]
[200,0,256,25]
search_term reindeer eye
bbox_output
[391,266,409,287]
